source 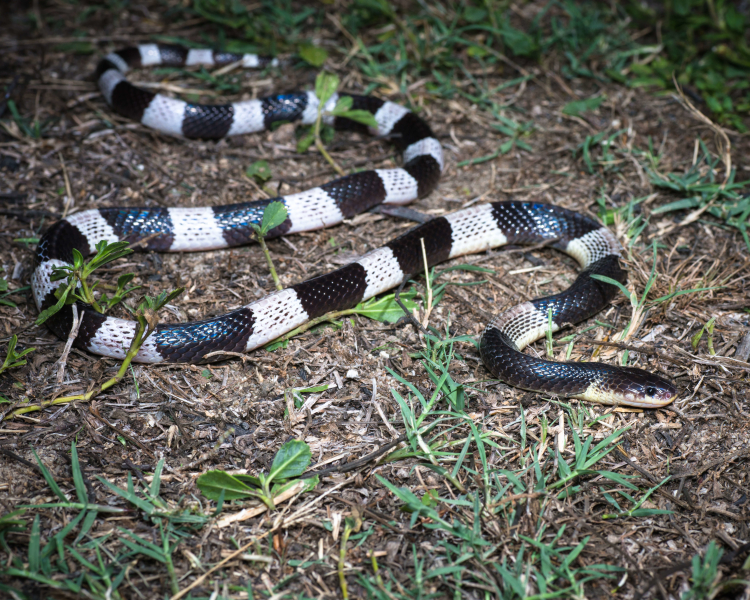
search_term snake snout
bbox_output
[619,368,677,406]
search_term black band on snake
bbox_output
[31,45,676,408]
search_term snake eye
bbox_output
[645,386,658,397]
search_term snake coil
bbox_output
[31,44,676,407]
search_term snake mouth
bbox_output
[622,368,678,407]
[647,384,678,406]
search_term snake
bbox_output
[30,44,676,408]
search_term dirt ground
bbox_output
[1,1,749,599]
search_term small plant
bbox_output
[0,269,19,308]
[265,288,420,352]
[592,240,722,364]
[0,441,208,598]
[197,439,317,510]
[251,200,289,291]
[9,290,182,420]
[245,159,273,184]
[0,335,34,378]
[36,240,138,325]
[648,140,750,251]
[2,99,48,139]
[691,316,717,355]
[338,511,362,599]
[457,108,534,167]
[681,541,724,600]
[297,71,378,174]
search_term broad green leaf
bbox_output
[500,22,537,56]
[234,473,262,488]
[196,470,260,501]
[116,273,136,288]
[562,95,605,117]
[332,96,353,111]
[299,44,328,67]
[315,71,339,105]
[331,109,378,128]
[246,160,272,183]
[269,440,312,481]
[352,291,418,323]
[71,248,84,268]
[260,201,289,235]
[271,474,319,496]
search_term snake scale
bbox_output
[31,44,676,407]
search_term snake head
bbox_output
[614,367,677,407]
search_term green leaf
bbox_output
[293,384,331,394]
[196,470,260,501]
[332,96,353,112]
[1,334,35,374]
[351,290,418,324]
[265,338,289,352]
[650,197,701,214]
[116,273,136,289]
[269,440,312,482]
[0,509,26,534]
[331,109,378,128]
[234,473,262,488]
[315,71,339,105]
[70,442,88,506]
[118,530,166,563]
[562,95,605,117]
[589,274,634,304]
[464,6,487,22]
[296,129,316,153]
[96,475,156,515]
[28,515,41,573]
[71,248,84,269]
[500,22,537,57]
[139,288,184,312]
[32,449,68,502]
[260,201,289,235]
[299,44,328,67]
[246,160,272,183]
[150,458,165,498]
[86,240,133,274]
[271,474,318,496]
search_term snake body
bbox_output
[31,45,676,407]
